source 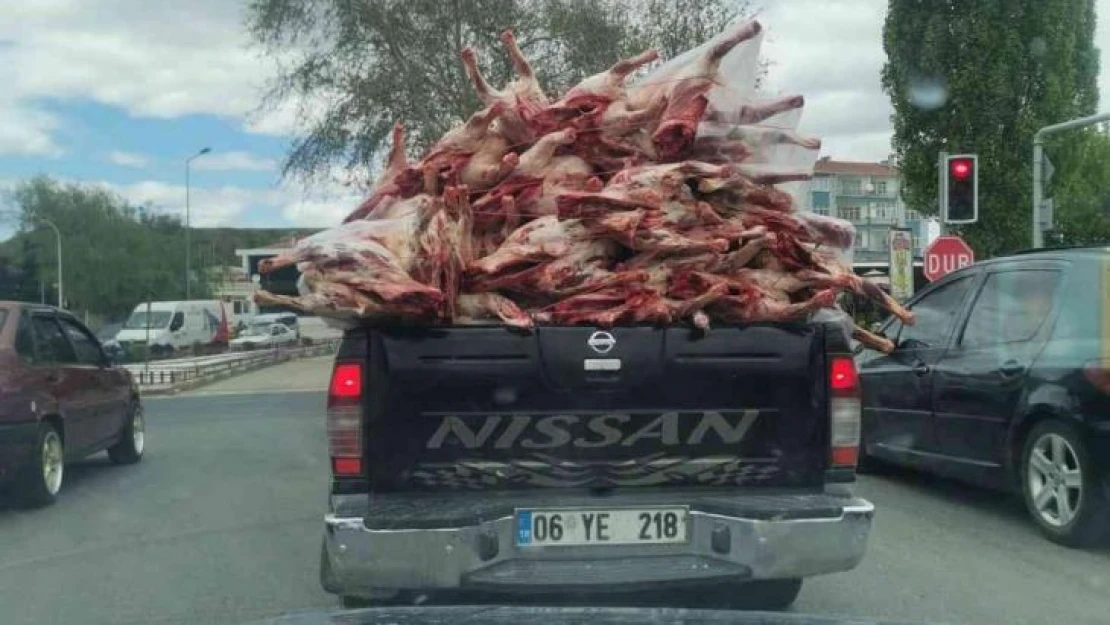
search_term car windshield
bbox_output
[3,3,1110,625]
[122,311,172,329]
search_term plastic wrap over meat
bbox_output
[252,20,912,350]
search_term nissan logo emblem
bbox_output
[587,331,616,354]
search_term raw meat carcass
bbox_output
[460,30,547,145]
[628,21,763,159]
[852,325,895,354]
[456,292,533,329]
[255,19,903,353]
[342,123,420,223]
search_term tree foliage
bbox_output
[4,177,196,318]
[247,0,751,181]
[1047,127,1110,245]
[0,177,322,322]
[882,0,1099,257]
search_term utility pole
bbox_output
[35,216,63,308]
[185,147,212,299]
[936,150,948,237]
[1033,112,1110,248]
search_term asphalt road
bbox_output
[1,357,1108,625]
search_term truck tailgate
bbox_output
[361,324,829,491]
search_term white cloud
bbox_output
[0,101,63,157]
[759,0,892,161]
[759,0,1110,161]
[92,174,362,229]
[100,180,271,228]
[0,1,282,135]
[191,151,278,172]
[106,150,148,168]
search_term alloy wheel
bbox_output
[41,430,64,495]
[1027,433,1083,527]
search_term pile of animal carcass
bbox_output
[255,20,911,353]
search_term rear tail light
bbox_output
[1083,360,1110,394]
[829,356,861,469]
[327,362,364,477]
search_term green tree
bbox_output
[9,177,198,319]
[247,0,750,181]
[1046,127,1110,245]
[882,0,1099,258]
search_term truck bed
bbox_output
[336,323,843,495]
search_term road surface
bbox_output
[1,357,1107,625]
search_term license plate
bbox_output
[515,507,688,547]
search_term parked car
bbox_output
[229,323,298,351]
[0,301,145,506]
[856,246,1110,546]
[250,312,300,338]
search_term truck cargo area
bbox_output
[350,324,834,494]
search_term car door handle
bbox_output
[1000,361,1025,376]
[912,362,930,376]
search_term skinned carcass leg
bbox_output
[795,268,915,325]
[343,122,415,222]
[642,21,764,159]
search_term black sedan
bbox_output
[857,246,1110,547]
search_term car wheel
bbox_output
[14,422,65,507]
[1021,420,1109,547]
[108,404,145,465]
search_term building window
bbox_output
[875,181,888,195]
[811,191,830,210]
[839,206,861,221]
[840,178,862,195]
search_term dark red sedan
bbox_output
[0,301,145,506]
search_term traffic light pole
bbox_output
[1033,112,1110,248]
[937,150,947,237]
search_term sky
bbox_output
[1,0,1109,240]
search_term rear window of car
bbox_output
[1049,258,1105,341]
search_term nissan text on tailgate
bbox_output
[319,322,874,609]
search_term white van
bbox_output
[115,300,229,357]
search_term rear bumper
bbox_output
[322,491,874,597]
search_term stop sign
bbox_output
[923,235,975,282]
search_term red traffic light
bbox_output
[950,158,973,180]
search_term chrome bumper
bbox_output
[322,493,874,597]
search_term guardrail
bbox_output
[124,341,339,393]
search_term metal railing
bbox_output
[124,341,339,391]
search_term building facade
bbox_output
[806,157,927,264]
[233,238,304,316]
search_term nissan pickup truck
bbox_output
[319,322,874,609]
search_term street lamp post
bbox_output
[35,216,63,308]
[185,147,212,299]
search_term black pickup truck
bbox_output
[319,323,874,609]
